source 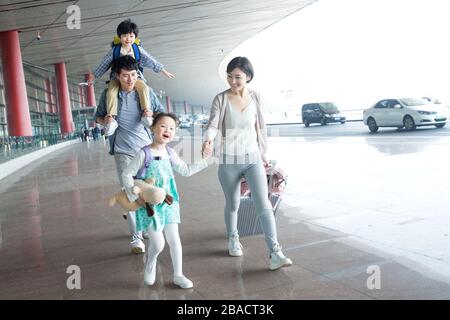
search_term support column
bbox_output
[44,78,52,113]
[0,30,32,136]
[166,96,172,113]
[54,62,74,133]
[84,73,96,107]
[78,85,84,108]
[184,101,188,114]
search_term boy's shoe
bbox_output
[141,116,153,128]
[144,257,157,286]
[269,248,292,271]
[173,275,193,289]
[228,237,243,257]
[130,238,145,254]
[105,119,118,136]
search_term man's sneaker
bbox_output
[105,119,118,136]
[173,275,193,289]
[130,238,145,254]
[228,237,243,257]
[141,116,153,128]
[269,249,292,271]
[144,257,157,286]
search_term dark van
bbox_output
[301,102,346,127]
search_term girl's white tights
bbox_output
[144,223,192,288]
[147,223,182,276]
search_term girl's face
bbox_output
[152,116,177,144]
[227,68,250,93]
[120,32,136,47]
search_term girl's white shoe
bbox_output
[173,275,193,289]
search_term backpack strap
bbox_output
[166,146,175,167]
[131,43,144,73]
[112,44,121,62]
[135,145,152,179]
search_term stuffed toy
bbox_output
[108,178,173,219]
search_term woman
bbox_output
[202,57,292,271]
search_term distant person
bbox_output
[92,126,100,141]
[202,57,292,271]
[88,18,174,137]
[95,55,165,254]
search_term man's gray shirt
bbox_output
[94,87,165,157]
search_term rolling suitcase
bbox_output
[237,162,287,236]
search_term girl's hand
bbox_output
[136,196,146,207]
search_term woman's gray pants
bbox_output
[218,153,280,253]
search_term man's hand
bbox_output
[161,68,175,79]
[104,114,114,124]
[86,74,95,86]
[142,109,153,118]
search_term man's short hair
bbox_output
[112,55,139,75]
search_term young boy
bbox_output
[88,18,174,136]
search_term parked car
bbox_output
[363,97,448,133]
[179,119,192,129]
[301,102,346,127]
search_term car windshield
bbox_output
[318,103,339,113]
[399,98,429,106]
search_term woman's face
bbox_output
[227,68,250,92]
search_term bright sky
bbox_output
[223,0,450,113]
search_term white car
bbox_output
[363,98,448,133]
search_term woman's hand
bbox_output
[202,140,212,159]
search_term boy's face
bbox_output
[120,33,136,47]
[152,117,177,144]
[118,68,138,92]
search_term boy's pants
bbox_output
[114,153,143,242]
[107,79,150,116]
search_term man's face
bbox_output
[118,68,137,92]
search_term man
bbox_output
[95,55,165,254]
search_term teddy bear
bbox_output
[108,178,173,219]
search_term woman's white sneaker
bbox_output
[173,275,193,289]
[228,237,243,257]
[269,250,293,271]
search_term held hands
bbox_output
[161,68,175,79]
[202,140,213,159]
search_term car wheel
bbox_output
[341,121,346,124]
[367,118,378,133]
[403,116,416,131]
[435,123,446,128]
[304,120,310,127]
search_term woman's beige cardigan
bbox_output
[204,88,268,161]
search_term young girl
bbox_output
[121,113,211,289]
